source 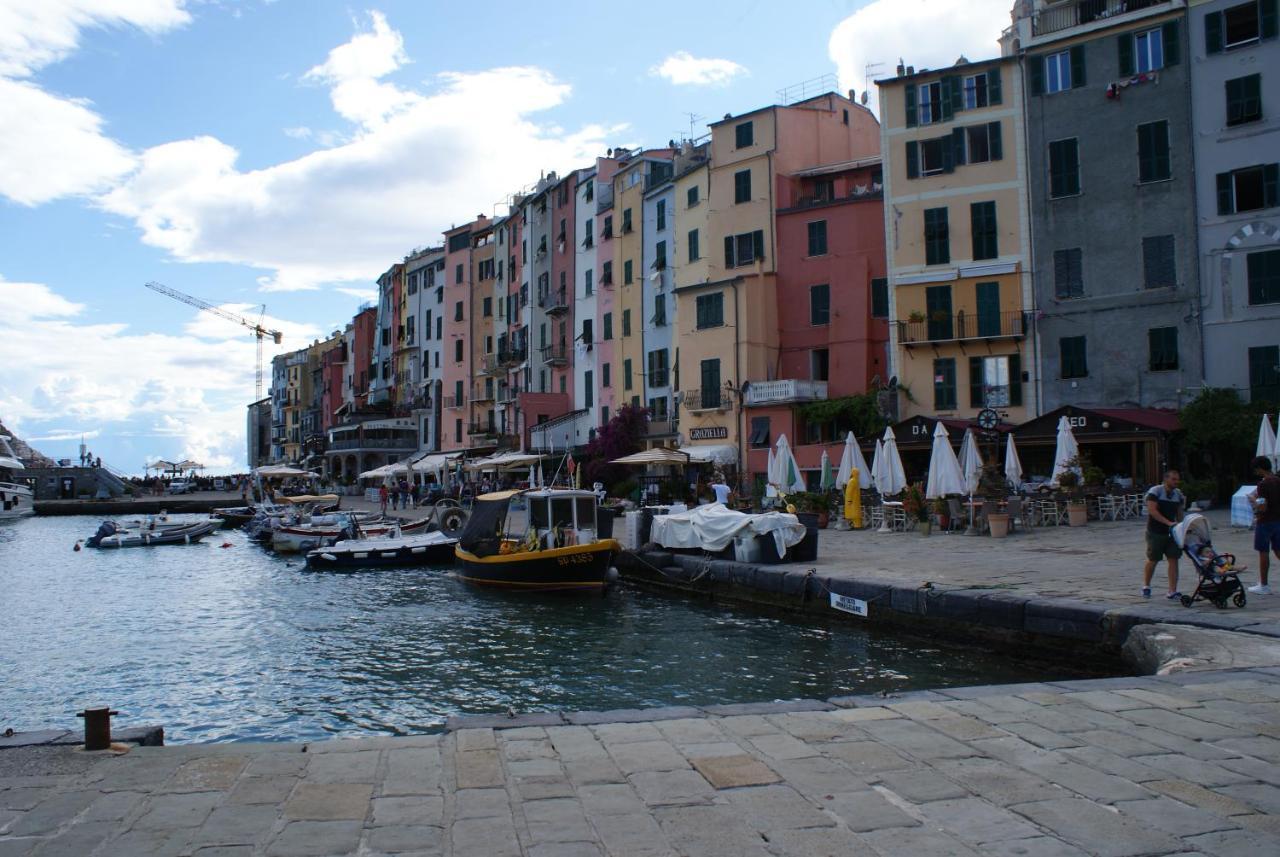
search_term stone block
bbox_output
[919,796,1045,845]
[653,718,725,745]
[527,842,603,857]
[1010,797,1183,857]
[723,783,834,830]
[823,740,914,774]
[380,747,442,796]
[266,820,363,857]
[859,826,983,856]
[451,788,510,820]
[589,811,673,857]
[828,705,902,722]
[449,816,520,857]
[454,729,496,752]
[132,791,223,831]
[877,768,972,803]
[243,753,307,778]
[227,777,296,806]
[745,732,819,761]
[1114,796,1242,837]
[521,796,594,843]
[192,804,279,847]
[512,775,575,801]
[703,699,833,715]
[371,795,444,827]
[8,790,99,836]
[282,783,372,821]
[652,804,772,857]
[303,750,379,784]
[978,836,1091,857]
[577,783,647,817]
[822,788,919,832]
[563,758,626,786]
[890,585,927,615]
[454,750,503,789]
[606,740,688,774]
[767,756,867,797]
[566,706,702,726]
[1183,827,1280,856]
[590,722,664,744]
[500,739,555,761]
[688,754,780,789]
[857,717,979,760]
[362,823,444,854]
[164,756,247,792]
[932,758,1061,807]
[1023,599,1105,642]
[630,770,715,806]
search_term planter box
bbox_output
[1067,503,1088,527]
[988,512,1010,539]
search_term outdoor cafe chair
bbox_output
[1096,495,1120,522]
[1004,496,1028,533]
[947,497,965,533]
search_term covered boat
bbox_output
[271,515,429,553]
[85,518,219,548]
[305,530,458,570]
[0,435,34,520]
[454,489,620,592]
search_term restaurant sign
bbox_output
[689,426,729,440]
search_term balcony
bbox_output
[480,354,500,375]
[497,386,520,404]
[1032,0,1167,37]
[542,344,569,365]
[539,289,569,314]
[468,422,498,437]
[442,395,466,409]
[897,310,1026,347]
[743,379,828,407]
[473,385,495,403]
[328,436,417,451]
[680,388,727,413]
[499,345,527,367]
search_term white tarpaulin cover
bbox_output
[650,503,807,558]
[1232,485,1257,528]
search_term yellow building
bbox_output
[877,57,1036,422]
[611,155,650,415]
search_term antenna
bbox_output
[683,112,704,141]
[864,62,885,95]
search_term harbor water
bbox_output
[2,515,1091,743]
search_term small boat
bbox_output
[85,518,220,548]
[272,516,430,553]
[0,435,34,521]
[216,493,341,529]
[454,489,620,592]
[305,530,458,570]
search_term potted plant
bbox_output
[789,491,831,528]
[932,497,950,529]
[907,310,926,323]
[1057,466,1087,526]
[903,483,930,535]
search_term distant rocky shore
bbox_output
[0,420,54,467]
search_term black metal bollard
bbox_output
[77,707,118,751]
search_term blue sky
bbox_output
[0,0,1008,474]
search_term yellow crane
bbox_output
[144,281,284,400]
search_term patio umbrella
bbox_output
[879,427,907,496]
[1050,416,1081,487]
[1257,414,1277,468]
[820,449,834,491]
[959,429,983,496]
[870,438,884,492]
[836,432,870,489]
[765,447,778,497]
[1005,433,1024,489]
[774,435,806,493]
[925,422,965,499]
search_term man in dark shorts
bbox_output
[1249,456,1279,595]
[1142,469,1184,599]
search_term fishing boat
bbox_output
[271,515,429,553]
[454,489,620,592]
[85,517,220,548]
[305,530,458,570]
[0,435,34,520]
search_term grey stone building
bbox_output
[1189,0,1280,404]
[1004,0,1203,412]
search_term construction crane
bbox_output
[144,281,284,400]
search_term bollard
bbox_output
[77,707,118,751]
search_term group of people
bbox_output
[1141,458,1278,599]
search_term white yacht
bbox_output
[0,435,35,520]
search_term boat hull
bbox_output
[455,540,620,592]
[306,538,457,570]
[86,519,220,548]
[0,483,34,519]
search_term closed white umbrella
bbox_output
[775,435,806,494]
[1050,416,1081,486]
[880,426,907,496]
[766,447,779,497]
[870,438,885,492]
[1005,433,1024,489]
[836,432,870,489]
[820,449,834,491]
[925,422,966,499]
[959,429,984,496]
[1257,414,1277,468]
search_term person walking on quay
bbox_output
[379,483,389,515]
[1142,469,1185,600]
[710,472,733,505]
[1248,456,1279,595]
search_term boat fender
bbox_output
[320,553,337,562]
[606,566,620,584]
[184,533,191,544]
[220,542,233,548]
[73,540,82,552]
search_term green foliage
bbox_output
[797,393,888,440]
[902,482,927,521]
[1182,478,1216,502]
[1179,388,1269,501]
[786,491,831,513]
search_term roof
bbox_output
[1093,408,1181,433]
[875,55,1015,87]
[793,155,883,177]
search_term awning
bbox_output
[255,465,316,478]
[679,444,737,466]
[611,448,691,466]
[465,452,543,471]
[358,464,399,480]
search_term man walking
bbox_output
[1249,456,1279,595]
[1142,469,1185,599]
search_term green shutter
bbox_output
[969,357,985,407]
[952,128,967,167]
[988,121,1003,161]
[1118,33,1134,76]
[752,230,765,260]
[1264,163,1280,208]
[1226,77,1244,125]
[1163,20,1180,66]
[1029,55,1045,95]
[1205,11,1224,53]
[939,77,954,121]
[987,68,1002,105]
[1263,0,1279,40]
[905,85,917,128]
[724,236,735,268]
[1070,45,1086,88]
[1009,351,1023,406]
[942,136,955,174]
[1217,172,1234,215]
[906,140,920,179]
[948,74,963,115]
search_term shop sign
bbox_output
[689,426,728,440]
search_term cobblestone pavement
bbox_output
[3,669,1280,856]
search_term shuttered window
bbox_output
[807,220,828,256]
[970,201,998,261]
[1138,121,1171,183]
[1248,249,1280,305]
[810,284,830,326]
[933,358,957,410]
[734,169,751,203]
[871,278,889,318]
[1060,336,1088,379]
[1049,138,1081,197]
[1226,74,1263,126]
[695,292,725,329]
[1142,235,1177,289]
[1148,327,1179,372]
[1054,248,1084,298]
[924,207,950,265]
[1250,345,1280,403]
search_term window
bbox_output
[963,73,988,109]
[648,349,670,387]
[812,178,834,202]
[581,319,593,345]
[584,371,593,409]
[455,263,464,284]
[448,232,470,252]
[1134,28,1165,73]
[700,359,722,408]
[696,292,724,329]
[687,185,699,207]
[583,217,593,247]
[807,220,828,256]
[1217,164,1280,214]
[1049,138,1081,198]
[933,358,957,410]
[483,297,492,317]
[425,309,433,340]
[1250,345,1280,403]
[454,301,464,322]
[455,380,464,404]
[976,281,1001,337]
[624,358,633,390]
[688,228,700,262]
[1137,121,1171,183]
[648,396,668,420]
[602,363,611,388]
[622,309,631,337]
[1047,50,1072,93]
[654,240,667,269]
[603,215,613,238]
[603,312,613,340]
[436,315,442,339]
[1060,336,1088,378]
[918,81,943,125]
[734,169,751,204]
[924,207,950,265]
[1248,249,1280,304]
[455,419,462,443]
[1227,74,1263,126]
[970,201,998,260]
[454,340,464,362]
[1054,248,1084,298]
[1033,46,1085,95]
[920,137,950,176]
[925,285,953,340]
[1206,2,1274,54]
[871,277,889,318]
[735,121,754,149]
[602,260,613,284]
[1142,235,1176,289]
[656,200,666,231]
[810,284,830,326]
[811,348,830,382]
[724,230,765,268]
[1148,327,1179,371]
[624,259,634,284]
[584,180,594,202]
[652,293,667,326]
[750,416,770,447]
[969,354,1020,407]
[622,208,632,233]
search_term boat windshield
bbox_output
[458,496,511,557]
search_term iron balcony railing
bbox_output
[442,395,466,409]
[538,289,569,314]
[467,422,497,437]
[328,437,417,451]
[1032,0,1167,37]
[542,344,569,365]
[498,345,527,366]
[897,310,1026,345]
[680,388,725,412]
[472,385,495,402]
[743,379,828,406]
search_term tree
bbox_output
[1179,388,1264,500]
[581,404,650,492]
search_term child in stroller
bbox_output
[1172,513,1247,609]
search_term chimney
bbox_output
[906,65,915,76]
[848,89,856,102]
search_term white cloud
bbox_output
[334,287,377,302]
[828,0,1010,110]
[283,126,313,139]
[0,1,190,205]
[100,13,617,292]
[0,277,320,474]
[649,51,747,87]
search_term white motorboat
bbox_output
[0,435,34,520]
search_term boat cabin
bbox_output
[460,488,601,558]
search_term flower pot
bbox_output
[816,511,830,529]
[1067,502,1088,527]
[918,519,932,536]
[987,512,1010,539]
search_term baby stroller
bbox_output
[1171,513,1247,609]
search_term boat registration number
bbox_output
[558,553,596,566]
[829,593,868,618]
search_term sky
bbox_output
[0,0,1011,475]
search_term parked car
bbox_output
[167,479,193,494]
